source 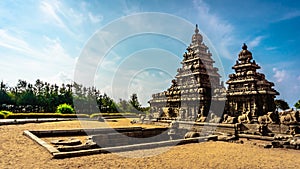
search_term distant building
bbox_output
[225,43,279,121]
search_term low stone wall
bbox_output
[91,128,169,147]
[239,123,290,134]
[179,121,237,135]
[30,127,146,137]
[154,120,237,135]
[154,119,297,135]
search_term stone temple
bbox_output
[149,25,226,120]
[149,25,279,121]
[225,43,279,121]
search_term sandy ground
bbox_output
[0,119,300,169]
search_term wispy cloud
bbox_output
[0,29,40,58]
[40,1,66,29]
[275,10,300,22]
[121,0,142,15]
[88,12,103,23]
[248,36,265,48]
[39,0,83,37]
[192,0,235,59]
[273,68,286,82]
[269,67,300,106]
[266,46,277,51]
[0,28,75,85]
[0,29,29,51]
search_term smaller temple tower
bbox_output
[226,43,279,120]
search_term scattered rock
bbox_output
[51,138,82,146]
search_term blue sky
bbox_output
[0,0,300,107]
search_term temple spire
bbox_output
[242,43,247,50]
[195,24,199,34]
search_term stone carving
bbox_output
[208,112,221,123]
[258,112,277,124]
[168,121,180,140]
[222,114,237,124]
[288,125,300,135]
[257,124,270,136]
[196,113,207,122]
[238,111,252,123]
[280,110,299,125]
[184,131,200,139]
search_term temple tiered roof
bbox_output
[150,25,226,119]
[226,43,279,119]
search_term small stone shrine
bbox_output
[149,25,226,119]
[225,43,279,122]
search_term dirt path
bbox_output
[0,120,299,169]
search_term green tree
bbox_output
[275,99,290,111]
[295,100,300,109]
[129,93,143,113]
[129,94,141,110]
[17,90,37,106]
[97,93,118,113]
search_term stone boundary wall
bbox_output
[239,123,290,134]
[154,120,295,135]
[153,120,237,135]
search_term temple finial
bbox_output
[242,43,247,50]
[195,24,199,34]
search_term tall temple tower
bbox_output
[149,25,226,119]
[226,43,279,119]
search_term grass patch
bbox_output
[90,112,137,119]
[0,111,13,119]
[5,113,89,119]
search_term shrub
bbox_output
[56,103,75,114]
[0,110,13,118]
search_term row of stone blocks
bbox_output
[154,120,298,135]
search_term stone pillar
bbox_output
[248,102,251,112]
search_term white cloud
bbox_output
[88,12,103,23]
[248,36,265,48]
[0,29,75,85]
[42,36,74,64]
[273,68,286,82]
[47,71,73,85]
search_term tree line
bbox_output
[0,79,147,114]
[275,99,300,111]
